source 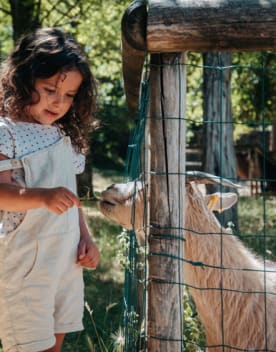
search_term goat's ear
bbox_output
[205,192,238,213]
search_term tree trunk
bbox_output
[9,0,41,42]
[202,52,239,231]
[272,125,276,152]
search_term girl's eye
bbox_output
[44,88,55,94]
[66,94,75,99]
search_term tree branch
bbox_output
[0,5,11,15]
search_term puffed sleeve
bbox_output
[72,148,86,174]
[0,125,14,158]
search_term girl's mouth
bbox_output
[45,109,59,117]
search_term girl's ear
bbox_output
[205,192,238,213]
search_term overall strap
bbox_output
[0,159,23,172]
[0,118,22,172]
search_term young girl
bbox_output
[0,28,100,352]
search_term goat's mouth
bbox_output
[100,200,116,206]
[98,200,117,216]
[98,200,116,211]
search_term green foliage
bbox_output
[183,290,206,351]
[185,51,276,145]
[0,3,12,60]
[71,0,132,169]
[186,52,203,123]
[92,97,132,170]
[238,195,276,261]
[186,53,204,144]
[47,0,133,169]
[232,52,276,124]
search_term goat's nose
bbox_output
[106,184,115,190]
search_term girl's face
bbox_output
[27,70,83,125]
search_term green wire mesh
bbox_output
[122,52,276,351]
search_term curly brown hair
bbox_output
[0,27,97,153]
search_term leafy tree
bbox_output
[232,51,276,149]
[71,0,133,169]
[0,4,12,59]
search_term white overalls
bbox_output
[0,137,84,352]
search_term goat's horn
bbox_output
[186,171,241,188]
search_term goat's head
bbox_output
[98,171,239,237]
[99,180,145,233]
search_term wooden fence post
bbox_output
[147,52,186,351]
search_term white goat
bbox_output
[99,172,276,351]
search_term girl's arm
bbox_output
[0,153,80,214]
[77,207,100,269]
[0,184,81,214]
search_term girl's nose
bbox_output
[52,93,64,106]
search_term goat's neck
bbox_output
[184,217,256,271]
[184,186,265,290]
[183,186,276,349]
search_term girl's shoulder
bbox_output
[0,116,61,140]
[0,116,14,128]
[0,116,16,140]
[0,117,85,172]
[0,116,61,158]
[0,116,16,158]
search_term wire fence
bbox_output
[122,51,276,351]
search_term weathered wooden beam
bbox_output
[122,0,276,114]
[147,0,276,52]
[121,1,147,115]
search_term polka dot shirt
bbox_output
[0,116,85,235]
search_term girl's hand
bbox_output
[0,183,80,213]
[40,187,81,214]
[0,154,79,214]
[77,236,100,269]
